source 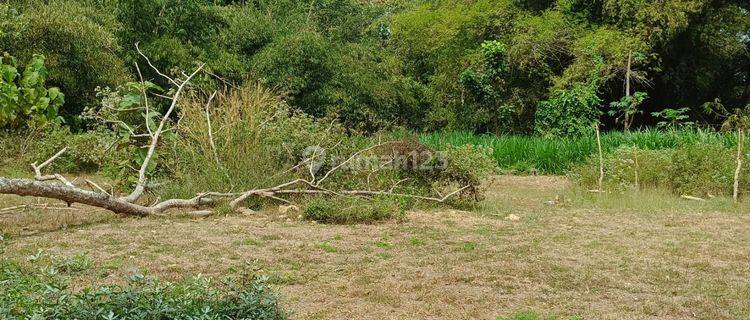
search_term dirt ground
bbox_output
[2,175,750,319]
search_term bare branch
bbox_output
[316,141,394,186]
[31,148,74,187]
[229,179,307,209]
[85,179,110,196]
[135,62,154,137]
[388,178,409,192]
[121,63,205,203]
[204,91,220,165]
[135,42,179,87]
[340,185,471,203]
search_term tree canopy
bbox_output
[0,0,747,134]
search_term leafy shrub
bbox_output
[52,254,91,274]
[0,124,117,174]
[608,91,647,130]
[0,53,64,129]
[535,82,602,137]
[652,107,694,129]
[0,258,287,320]
[302,196,409,224]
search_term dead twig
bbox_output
[31,148,74,187]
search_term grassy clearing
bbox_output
[2,176,749,319]
[420,129,737,174]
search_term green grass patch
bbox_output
[317,242,337,253]
[461,241,478,252]
[234,238,261,246]
[421,128,736,174]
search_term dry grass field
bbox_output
[2,176,750,319]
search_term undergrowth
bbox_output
[302,196,411,224]
[570,143,749,197]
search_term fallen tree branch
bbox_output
[681,195,706,202]
[0,177,213,216]
[0,53,471,217]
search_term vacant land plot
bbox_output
[2,176,749,319]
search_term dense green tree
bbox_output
[0,0,747,133]
[0,1,130,124]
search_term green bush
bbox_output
[0,258,287,320]
[569,146,673,191]
[535,83,602,137]
[435,144,497,202]
[0,124,117,175]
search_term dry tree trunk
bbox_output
[733,127,744,203]
[624,51,632,131]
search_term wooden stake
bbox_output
[733,127,744,203]
[596,123,604,193]
[633,147,640,192]
[624,51,633,131]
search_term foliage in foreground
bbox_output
[0,256,287,320]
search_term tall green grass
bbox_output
[420,128,737,174]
